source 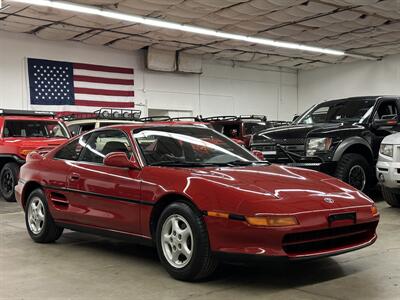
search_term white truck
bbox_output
[376,132,400,207]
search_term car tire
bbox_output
[382,187,400,208]
[335,153,371,191]
[25,188,64,243]
[0,162,20,202]
[155,202,218,281]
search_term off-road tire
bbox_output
[0,162,20,202]
[335,153,371,191]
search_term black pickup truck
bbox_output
[250,96,400,191]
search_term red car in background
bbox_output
[0,109,69,202]
[16,123,379,281]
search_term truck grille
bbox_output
[252,138,305,163]
[282,221,378,256]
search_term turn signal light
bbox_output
[19,149,34,156]
[207,211,229,219]
[371,205,379,216]
[246,216,299,227]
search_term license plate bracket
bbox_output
[328,212,356,226]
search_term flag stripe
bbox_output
[74,94,135,102]
[73,75,134,85]
[74,87,134,97]
[75,100,135,108]
[74,81,134,91]
[73,63,134,74]
[73,69,134,80]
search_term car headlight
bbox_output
[380,144,393,157]
[306,137,332,156]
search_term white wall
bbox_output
[298,54,400,112]
[0,31,298,121]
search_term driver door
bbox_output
[66,129,142,234]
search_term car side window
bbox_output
[374,101,398,120]
[79,130,132,164]
[54,134,90,161]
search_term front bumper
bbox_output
[376,160,400,189]
[286,161,336,174]
[205,208,379,260]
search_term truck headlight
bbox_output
[380,144,393,157]
[306,137,332,156]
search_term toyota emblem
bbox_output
[324,197,335,204]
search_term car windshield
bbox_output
[296,99,376,125]
[133,126,263,167]
[4,120,69,138]
[244,122,270,135]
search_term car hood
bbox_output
[149,164,373,215]
[253,123,364,142]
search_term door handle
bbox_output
[69,173,80,181]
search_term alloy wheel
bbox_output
[27,196,46,235]
[161,214,193,269]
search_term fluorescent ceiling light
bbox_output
[8,0,377,60]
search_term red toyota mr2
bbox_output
[15,124,379,281]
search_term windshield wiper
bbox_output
[221,160,270,166]
[149,160,215,167]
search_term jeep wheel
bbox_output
[0,162,20,202]
[156,202,218,281]
[335,153,370,191]
[382,187,400,208]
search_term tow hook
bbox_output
[378,173,385,183]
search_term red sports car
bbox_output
[15,124,379,281]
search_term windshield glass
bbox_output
[4,120,69,138]
[296,99,375,125]
[133,126,259,166]
[244,122,270,135]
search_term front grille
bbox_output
[282,221,378,256]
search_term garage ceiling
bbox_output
[1,0,400,69]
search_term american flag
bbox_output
[27,58,135,111]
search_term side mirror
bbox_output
[372,118,398,129]
[252,150,265,161]
[292,114,299,122]
[103,152,140,169]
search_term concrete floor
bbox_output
[1,194,399,300]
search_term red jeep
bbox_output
[0,109,70,202]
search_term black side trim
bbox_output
[43,185,154,206]
[57,222,154,247]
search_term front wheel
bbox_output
[382,187,400,207]
[0,162,20,202]
[156,202,218,281]
[335,153,371,191]
[25,189,64,243]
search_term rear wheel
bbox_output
[156,202,218,281]
[25,189,63,243]
[382,187,400,207]
[335,153,371,191]
[0,162,19,202]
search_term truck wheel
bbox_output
[156,202,218,281]
[0,162,20,202]
[335,153,370,191]
[382,187,400,208]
